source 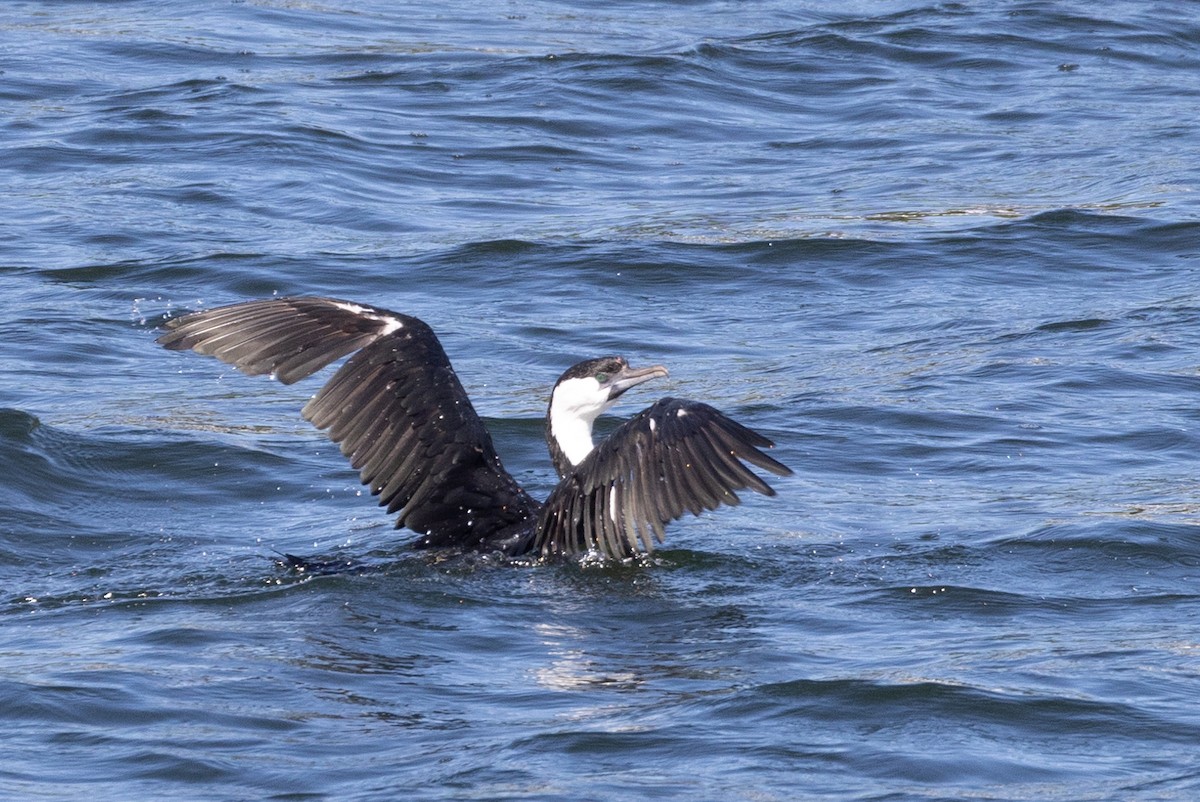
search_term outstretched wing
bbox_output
[532,397,791,560]
[158,296,540,549]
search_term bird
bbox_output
[157,296,791,562]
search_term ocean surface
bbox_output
[3,2,1200,800]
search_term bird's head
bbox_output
[546,356,669,472]
[551,356,669,422]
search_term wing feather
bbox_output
[686,439,732,508]
[159,296,540,549]
[161,298,386,383]
[534,397,791,560]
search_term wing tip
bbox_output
[755,447,794,478]
[155,312,193,347]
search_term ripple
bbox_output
[6,1,1200,799]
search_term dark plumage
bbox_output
[158,296,791,561]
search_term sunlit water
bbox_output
[3,2,1200,800]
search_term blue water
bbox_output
[4,2,1200,799]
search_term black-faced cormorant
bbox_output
[158,297,791,561]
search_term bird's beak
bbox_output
[607,363,669,399]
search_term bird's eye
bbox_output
[594,372,609,383]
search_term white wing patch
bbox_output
[608,484,618,523]
[332,300,404,335]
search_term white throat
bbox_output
[551,415,597,466]
[549,377,614,466]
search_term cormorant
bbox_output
[158,297,791,561]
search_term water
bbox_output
[3,1,1200,799]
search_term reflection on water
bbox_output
[532,621,645,693]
